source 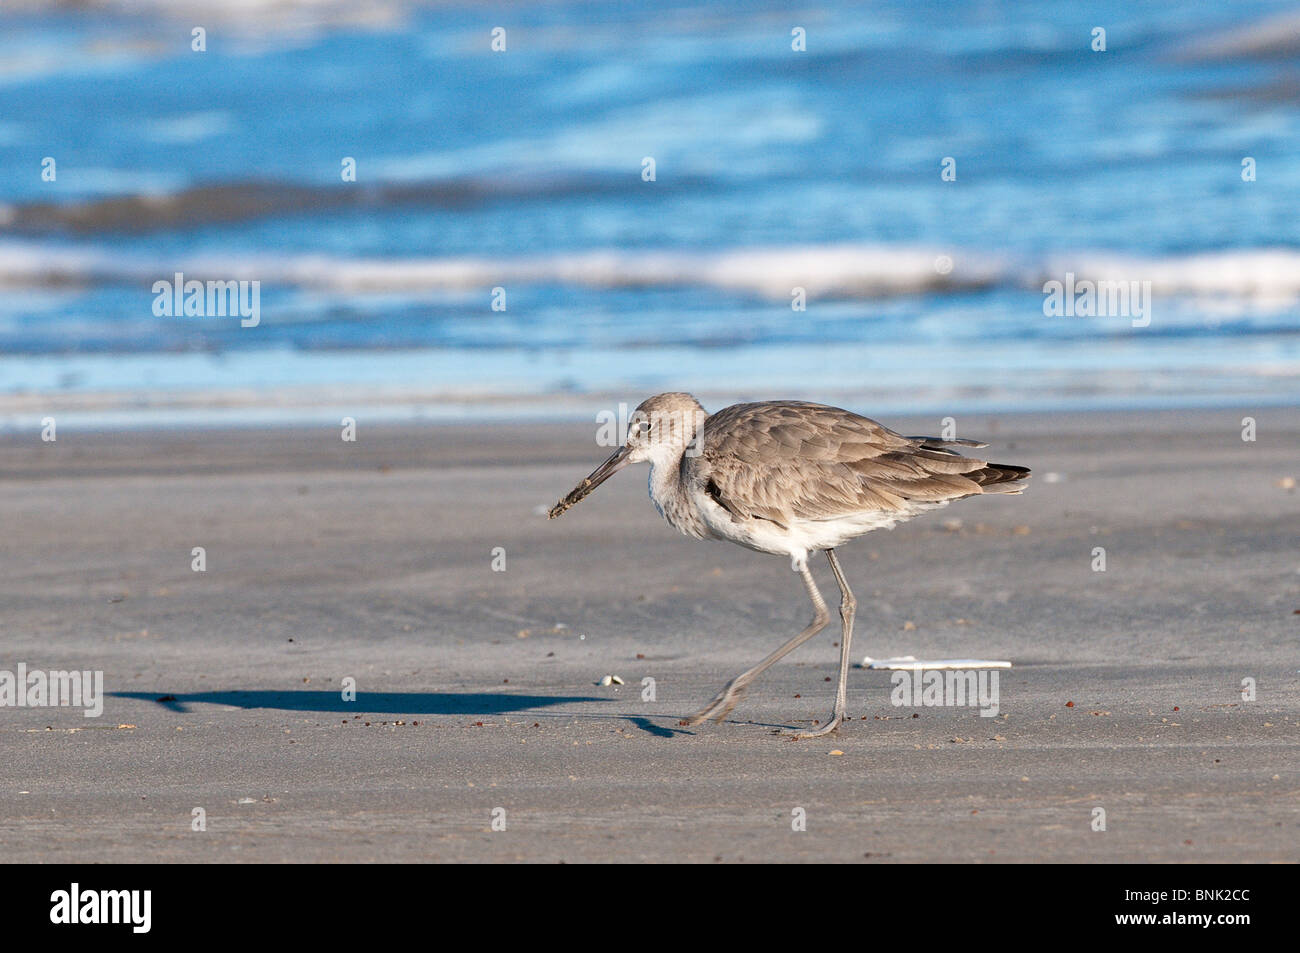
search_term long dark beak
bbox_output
[548,445,632,519]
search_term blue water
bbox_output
[1,0,1298,424]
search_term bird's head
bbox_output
[548,392,706,518]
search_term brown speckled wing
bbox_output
[688,401,1029,526]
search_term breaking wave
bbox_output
[2,240,1299,305]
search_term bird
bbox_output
[548,392,1030,737]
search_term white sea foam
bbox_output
[1042,249,1300,303]
[3,241,1299,306]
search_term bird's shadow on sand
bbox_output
[625,716,682,738]
[110,690,694,736]
[112,690,603,717]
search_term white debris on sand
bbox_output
[860,656,1011,670]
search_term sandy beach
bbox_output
[0,407,1296,863]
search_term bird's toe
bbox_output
[682,682,744,726]
[785,714,843,739]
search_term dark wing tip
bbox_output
[976,462,1032,489]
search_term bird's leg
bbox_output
[787,549,856,738]
[682,563,830,727]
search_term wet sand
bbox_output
[0,407,1297,862]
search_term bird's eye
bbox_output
[638,419,652,434]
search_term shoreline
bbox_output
[3,390,1300,435]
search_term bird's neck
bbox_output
[647,450,706,539]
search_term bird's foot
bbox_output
[784,712,843,739]
[680,680,744,727]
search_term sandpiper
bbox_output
[549,393,1030,737]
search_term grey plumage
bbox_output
[691,399,1028,529]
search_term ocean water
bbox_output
[1,0,1298,427]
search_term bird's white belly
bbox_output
[690,485,946,559]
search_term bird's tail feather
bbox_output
[974,462,1032,494]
